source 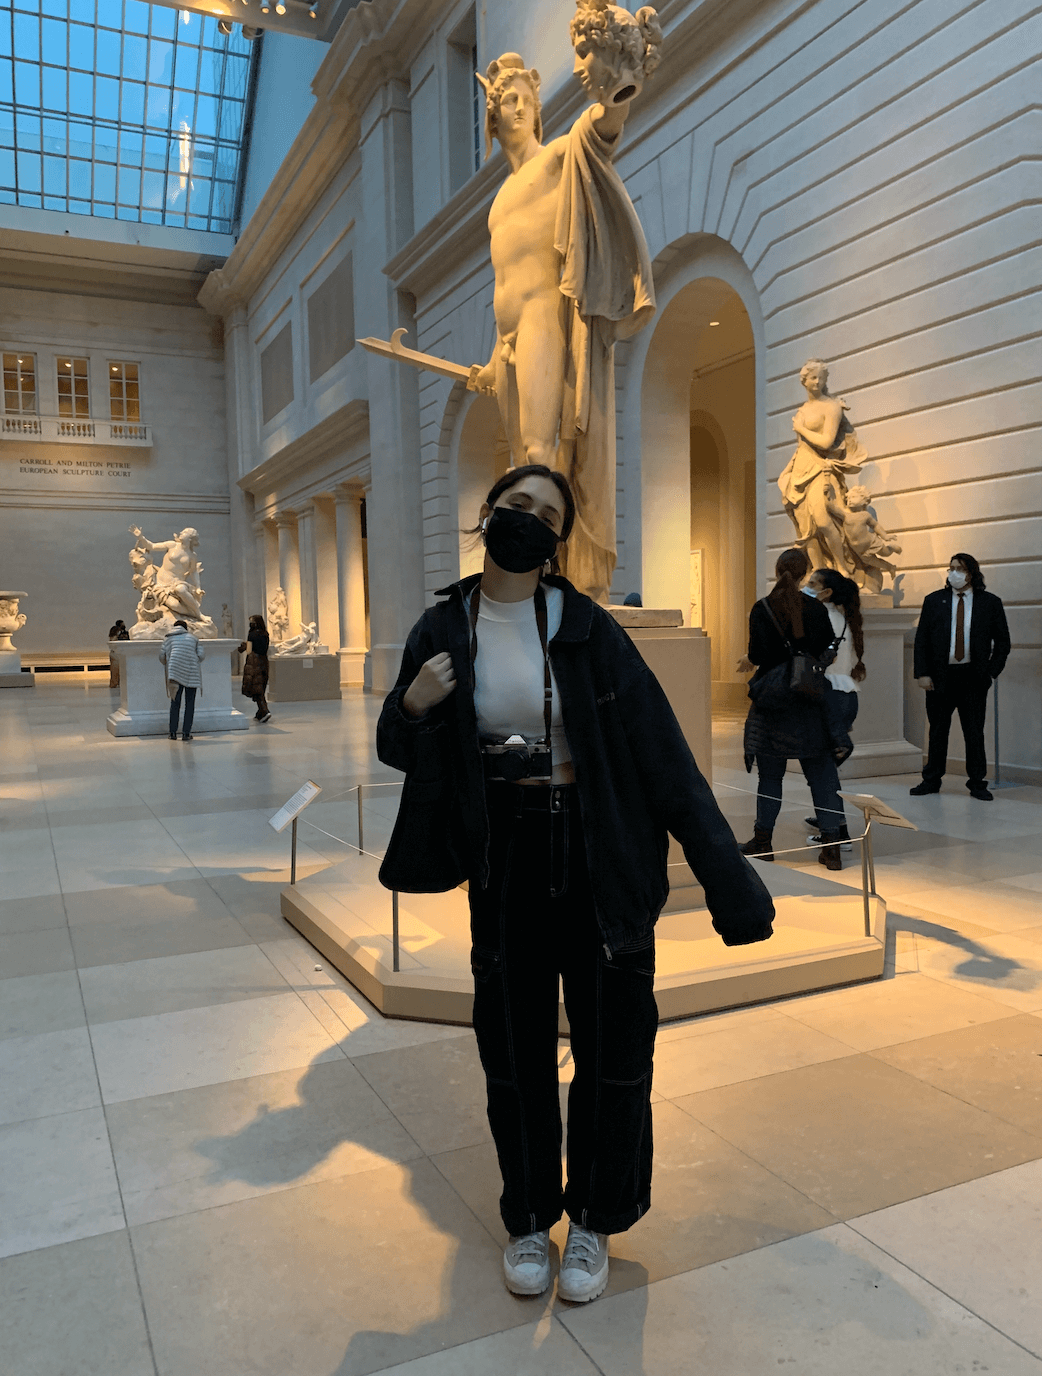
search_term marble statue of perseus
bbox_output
[358,1,662,603]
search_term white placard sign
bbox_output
[838,792,918,831]
[269,780,322,833]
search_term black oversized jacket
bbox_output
[376,573,774,952]
[913,585,1010,690]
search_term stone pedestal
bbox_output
[840,602,922,778]
[621,624,712,914]
[268,654,341,702]
[106,640,250,737]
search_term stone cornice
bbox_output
[198,102,356,317]
[237,399,369,496]
[199,0,441,319]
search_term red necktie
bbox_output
[954,592,965,662]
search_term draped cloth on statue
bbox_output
[552,107,656,602]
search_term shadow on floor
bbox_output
[889,913,1039,990]
[194,1049,651,1375]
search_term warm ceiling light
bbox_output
[275,1,286,11]
[65,361,71,368]
[709,320,720,326]
[111,365,117,372]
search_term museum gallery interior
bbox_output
[1,0,1040,1371]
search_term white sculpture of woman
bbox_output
[778,360,867,574]
[466,3,662,602]
[267,587,290,643]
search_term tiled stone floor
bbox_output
[1,682,1040,1375]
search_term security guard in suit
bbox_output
[911,553,1010,801]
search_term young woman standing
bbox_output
[238,614,271,723]
[803,568,865,850]
[738,548,851,871]
[377,464,773,1304]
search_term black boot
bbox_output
[740,827,774,861]
[818,829,843,871]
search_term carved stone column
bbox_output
[274,511,301,634]
[296,502,319,633]
[334,487,368,685]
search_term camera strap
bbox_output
[469,582,553,748]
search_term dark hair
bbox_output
[173,619,188,629]
[464,463,576,574]
[950,552,985,591]
[768,548,810,638]
[249,614,266,631]
[812,568,866,682]
[116,619,125,627]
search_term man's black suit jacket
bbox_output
[913,585,1011,690]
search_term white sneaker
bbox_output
[503,1230,551,1295]
[558,1222,609,1303]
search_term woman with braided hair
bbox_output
[803,568,866,850]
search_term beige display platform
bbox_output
[281,856,885,1029]
[268,654,341,702]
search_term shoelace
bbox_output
[563,1226,601,1268]
[511,1234,547,1263]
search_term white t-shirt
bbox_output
[469,585,573,768]
[948,588,973,663]
[824,602,858,694]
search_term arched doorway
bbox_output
[636,272,757,710]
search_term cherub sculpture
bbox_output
[824,483,902,594]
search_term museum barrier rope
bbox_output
[286,779,880,972]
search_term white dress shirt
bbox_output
[948,587,973,664]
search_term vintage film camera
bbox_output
[481,734,552,782]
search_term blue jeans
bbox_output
[754,752,845,833]
[169,684,197,737]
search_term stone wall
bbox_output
[0,286,230,656]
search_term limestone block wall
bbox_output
[0,286,230,656]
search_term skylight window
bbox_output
[0,0,257,232]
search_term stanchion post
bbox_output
[291,817,298,886]
[859,815,872,938]
[392,890,400,973]
[357,784,364,855]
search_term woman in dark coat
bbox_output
[738,548,850,871]
[238,614,271,722]
[377,464,773,1305]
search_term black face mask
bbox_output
[483,506,561,574]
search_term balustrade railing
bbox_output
[0,414,151,446]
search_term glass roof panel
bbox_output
[0,0,256,232]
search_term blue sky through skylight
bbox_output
[0,0,256,232]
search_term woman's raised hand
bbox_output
[402,652,457,718]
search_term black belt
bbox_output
[485,781,576,811]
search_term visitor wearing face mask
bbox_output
[377,463,774,1305]
[910,553,1010,801]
